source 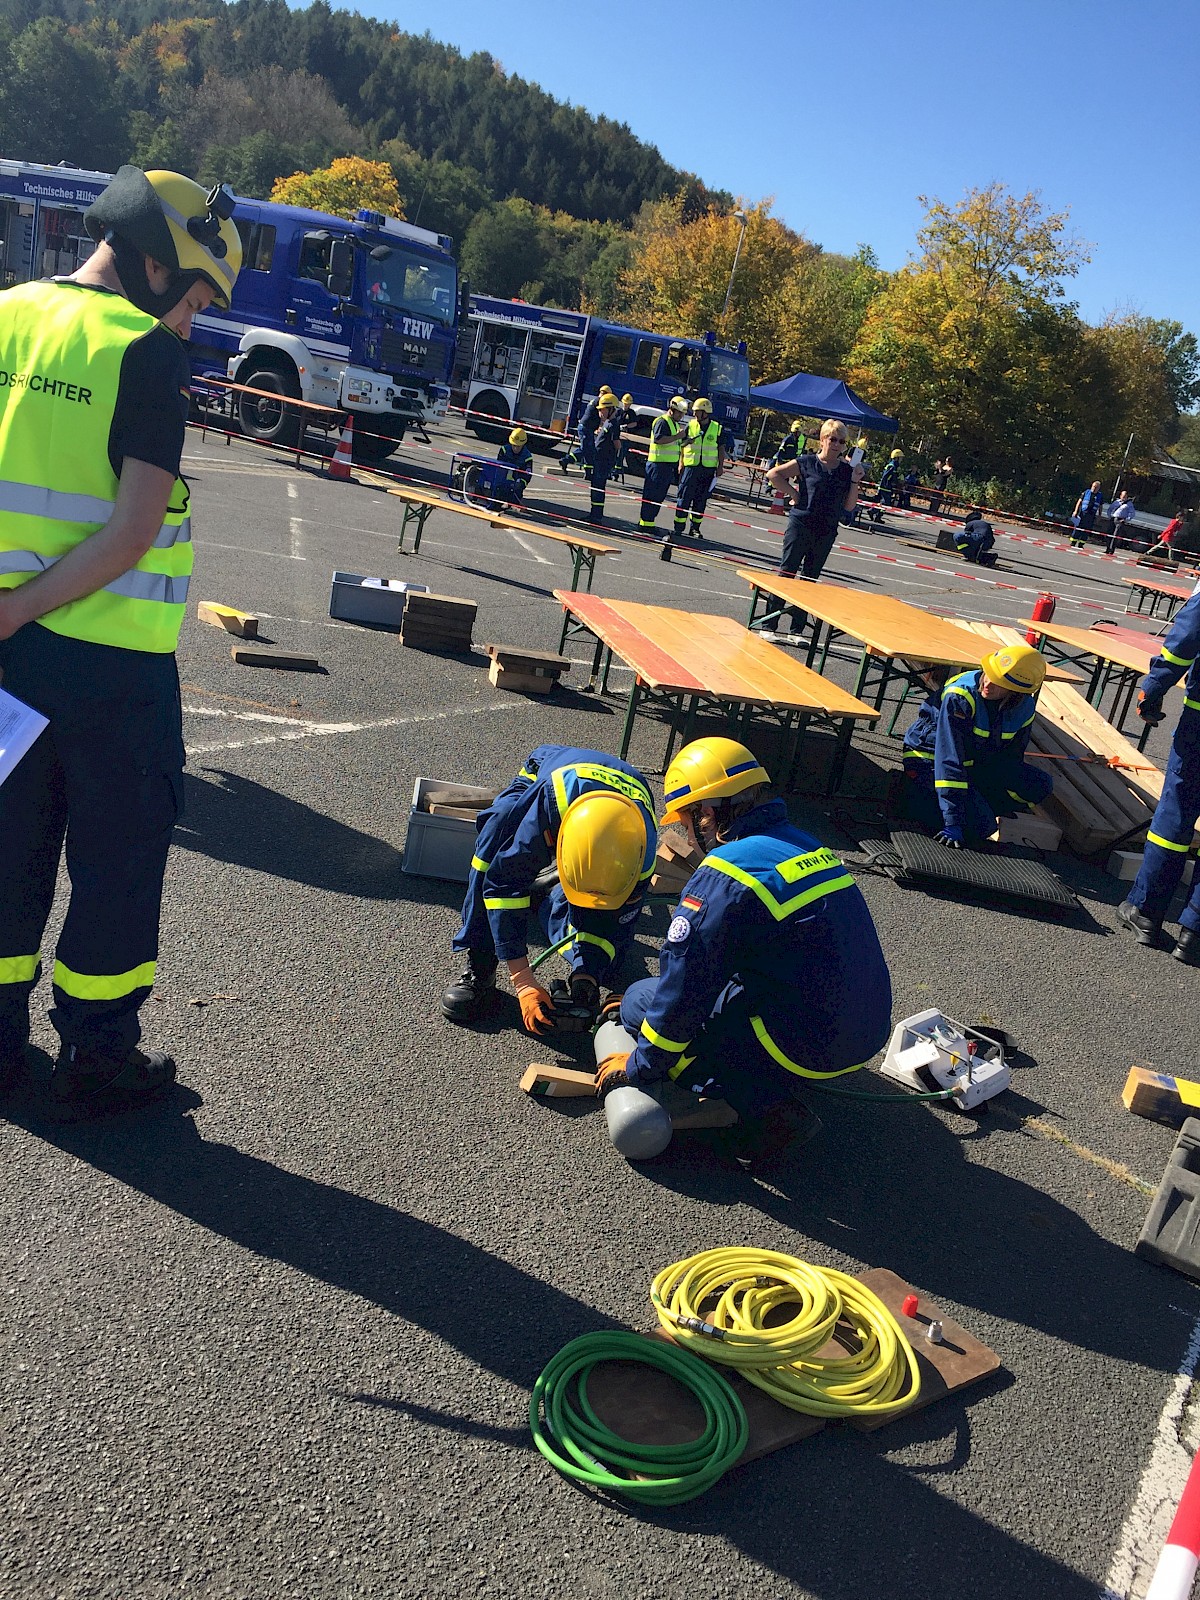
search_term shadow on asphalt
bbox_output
[175,769,412,897]
[3,1063,1118,1598]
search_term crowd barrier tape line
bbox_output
[184,400,1139,625]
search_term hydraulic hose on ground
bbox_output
[530,1330,748,1505]
[651,1248,921,1419]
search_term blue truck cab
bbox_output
[455,295,751,458]
[189,199,461,462]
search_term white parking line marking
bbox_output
[1100,1310,1200,1600]
[195,539,306,562]
[184,697,531,756]
[509,530,552,565]
[287,480,303,560]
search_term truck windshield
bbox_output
[365,248,457,325]
[708,350,750,401]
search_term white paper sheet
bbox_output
[0,685,48,787]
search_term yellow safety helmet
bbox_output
[509,427,528,447]
[599,384,615,397]
[621,392,634,406]
[981,644,1046,696]
[789,420,803,433]
[557,792,649,910]
[661,737,770,824]
[692,396,713,414]
[890,448,903,460]
[85,165,242,315]
[668,395,688,412]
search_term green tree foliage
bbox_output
[0,17,129,169]
[459,197,626,310]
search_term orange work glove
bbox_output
[516,983,557,1035]
[595,1051,632,1099]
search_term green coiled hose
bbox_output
[530,1330,748,1505]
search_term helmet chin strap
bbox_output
[109,232,200,320]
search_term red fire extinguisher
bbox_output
[1025,591,1057,646]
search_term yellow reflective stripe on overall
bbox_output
[1186,697,1200,712]
[1163,647,1196,668]
[483,894,531,910]
[572,930,616,963]
[667,1053,697,1081]
[703,850,853,921]
[53,958,156,1001]
[750,1016,865,1080]
[1148,830,1191,853]
[551,762,654,818]
[906,749,935,760]
[935,779,969,790]
[470,855,490,873]
[640,1019,690,1053]
[0,953,39,985]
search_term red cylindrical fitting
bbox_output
[901,1294,919,1318]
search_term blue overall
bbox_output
[588,416,620,524]
[493,441,533,505]
[452,745,657,984]
[903,669,1052,842]
[619,800,892,1121]
[1129,591,1200,932]
[954,516,995,563]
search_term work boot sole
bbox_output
[1117,902,1164,947]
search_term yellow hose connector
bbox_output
[650,1247,921,1419]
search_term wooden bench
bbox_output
[386,486,615,590]
[554,590,878,792]
[951,619,1169,854]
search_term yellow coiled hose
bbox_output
[651,1247,921,1418]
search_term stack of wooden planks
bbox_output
[954,619,1175,855]
[484,643,571,695]
[400,591,477,651]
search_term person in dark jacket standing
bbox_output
[586,397,621,524]
[761,418,862,641]
[1070,480,1104,547]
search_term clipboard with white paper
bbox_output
[0,685,48,787]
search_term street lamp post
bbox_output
[722,209,748,323]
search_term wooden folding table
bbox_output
[554,591,878,791]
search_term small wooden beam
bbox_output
[198,602,259,638]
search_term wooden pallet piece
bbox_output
[198,601,259,638]
[582,1268,1001,1471]
[484,642,572,674]
[488,661,559,695]
[1123,1067,1200,1129]
[230,645,320,671]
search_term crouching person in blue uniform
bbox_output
[899,644,1051,847]
[594,737,893,1167]
[442,746,658,1033]
[492,426,534,508]
[953,508,998,567]
[1119,589,1200,964]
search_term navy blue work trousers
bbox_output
[0,621,183,1060]
[1130,719,1200,932]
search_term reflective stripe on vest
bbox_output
[550,762,656,819]
[0,282,191,653]
[0,549,189,606]
[647,415,682,464]
[682,420,721,469]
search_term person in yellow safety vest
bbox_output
[672,396,730,541]
[768,420,804,471]
[0,165,242,1112]
[639,395,689,560]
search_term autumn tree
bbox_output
[271,157,403,221]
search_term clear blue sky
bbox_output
[359,0,1199,335]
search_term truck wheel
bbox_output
[238,365,302,448]
[352,419,405,464]
[466,389,511,444]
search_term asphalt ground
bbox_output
[2,420,1198,1600]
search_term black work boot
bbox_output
[1173,929,1200,967]
[659,540,673,563]
[50,1044,177,1116]
[441,954,499,1022]
[1117,900,1163,947]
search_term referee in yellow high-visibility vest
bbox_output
[0,165,242,1112]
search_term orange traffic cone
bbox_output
[329,415,355,481]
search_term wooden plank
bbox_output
[1123,1067,1200,1129]
[230,646,320,671]
[1021,617,1159,676]
[555,592,708,693]
[493,512,616,555]
[197,601,259,639]
[489,660,558,695]
[1121,573,1194,603]
[484,642,571,672]
[520,1063,596,1098]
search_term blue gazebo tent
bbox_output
[750,372,899,437]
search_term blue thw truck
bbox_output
[0,158,462,463]
[453,294,751,458]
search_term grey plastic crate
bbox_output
[329,571,429,626]
[1136,1118,1200,1280]
[401,776,493,883]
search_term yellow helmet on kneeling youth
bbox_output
[660,737,770,824]
[981,643,1046,695]
[557,792,649,909]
